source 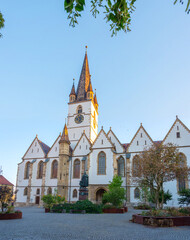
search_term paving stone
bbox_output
[0,207,190,240]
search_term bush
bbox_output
[134,204,151,210]
[140,207,190,217]
[178,189,190,206]
[51,200,102,214]
[42,194,65,209]
[102,175,126,208]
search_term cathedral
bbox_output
[16,49,190,207]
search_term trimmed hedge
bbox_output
[51,200,102,214]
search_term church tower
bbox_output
[67,47,99,149]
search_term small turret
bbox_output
[58,123,70,199]
[69,79,76,103]
[87,76,94,100]
[59,123,70,144]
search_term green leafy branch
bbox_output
[64,0,190,36]
[0,12,5,38]
[174,0,190,14]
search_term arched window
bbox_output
[117,156,125,177]
[177,153,187,191]
[73,159,80,178]
[132,155,141,177]
[36,188,40,195]
[98,152,106,175]
[77,105,82,114]
[51,160,58,178]
[47,187,52,195]
[134,187,140,199]
[24,187,28,196]
[73,189,77,198]
[38,161,43,179]
[24,161,30,179]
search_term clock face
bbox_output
[75,114,84,124]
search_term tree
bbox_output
[0,186,13,212]
[134,143,190,209]
[64,0,190,36]
[178,189,190,206]
[102,175,126,207]
[0,12,5,38]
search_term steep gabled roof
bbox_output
[92,127,115,149]
[76,49,90,101]
[38,140,50,155]
[22,135,50,159]
[162,116,190,144]
[47,133,61,157]
[127,124,154,151]
[107,128,125,153]
[72,131,92,153]
[0,175,14,186]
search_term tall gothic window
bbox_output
[132,155,141,177]
[177,153,187,191]
[77,105,82,114]
[73,159,80,178]
[51,160,58,178]
[73,189,77,198]
[24,161,30,179]
[134,187,140,199]
[117,156,125,177]
[98,152,106,175]
[24,187,28,196]
[38,161,43,179]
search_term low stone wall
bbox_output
[132,214,190,227]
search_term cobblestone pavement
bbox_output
[0,207,190,240]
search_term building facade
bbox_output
[16,49,190,206]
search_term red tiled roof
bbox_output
[0,175,14,186]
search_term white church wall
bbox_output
[89,149,114,185]
[24,138,45,159]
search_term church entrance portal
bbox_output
[35,196,40,205]
[96,189,106,203]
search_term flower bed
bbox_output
[51,200,102,214]
[0,211,22,220]
[132,208,190,227]
[132,214,190,227]
[103,208,125,214]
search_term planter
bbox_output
[103,208,125,214]
[132,214,190,227]
[0,212,22,220]
[45,208,50,213]
[124,207,128,212]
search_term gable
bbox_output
[47,135,61,158]
[107,129,124,153]
[162,118,190,146]
[23,137,46,159]
[127,125,154,152]
[73,133,91,156]
[92,129,113,149]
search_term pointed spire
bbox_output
[94,89,98,105]
[70,79,76,96]
[76,46,90,101]
[60,123,70,143]
[87,75,93,92]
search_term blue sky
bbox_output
[0,0,190,185]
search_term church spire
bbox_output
[60,123,70,143]
[76,46,90,101]
[69,79,76,102]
